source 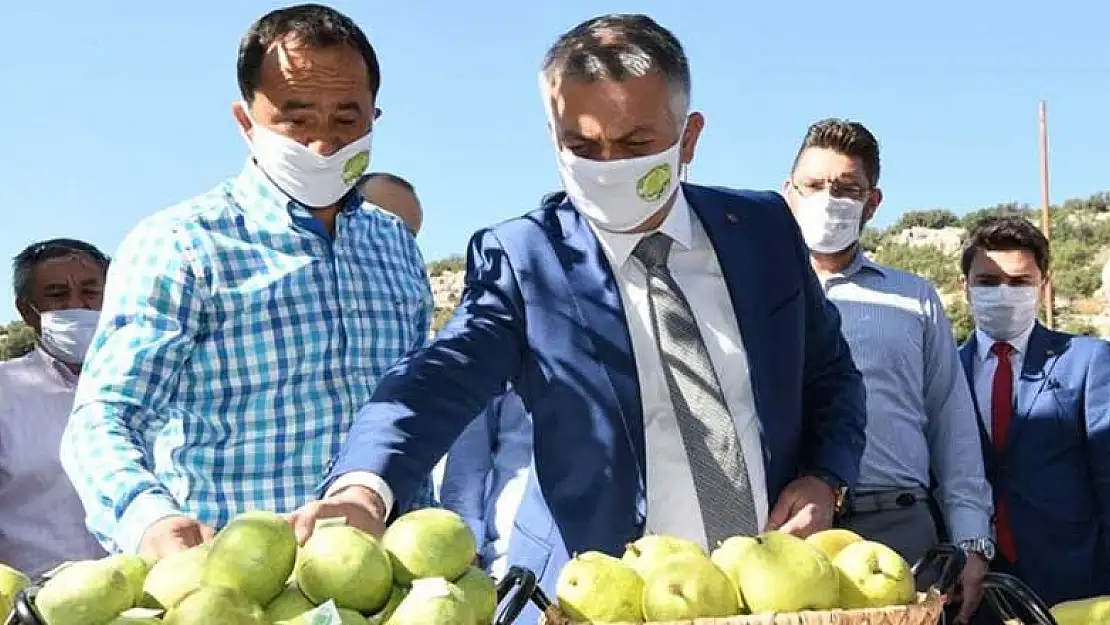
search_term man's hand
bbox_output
[949,552,988,625]
[765,476,837,538]
[288,485,388,545]
[139,515,216,560]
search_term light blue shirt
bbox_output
[821,251,992,543]
[438,391,532,577]
[61,162,434,554]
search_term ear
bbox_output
[679,112,705,166]
[862,187,883,222]
[231,101,252,137]
[15,298,40,334]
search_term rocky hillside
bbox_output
[425,192,1110,343]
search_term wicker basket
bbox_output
[539,590,945,625]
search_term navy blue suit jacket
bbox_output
[327,185,867,563]
[960,323,1110,605]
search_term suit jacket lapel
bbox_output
[552,202,647,486]
[1012,323,1053,446]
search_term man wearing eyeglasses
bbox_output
[781,118,993,625]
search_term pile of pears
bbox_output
[555,528,919,622]
[9,508,497,625]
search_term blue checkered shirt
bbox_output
[61,162,437,554]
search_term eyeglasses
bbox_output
[790,179,870,201]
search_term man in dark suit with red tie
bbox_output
[958,216,1110,612]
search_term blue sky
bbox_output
[1,0,1106,322]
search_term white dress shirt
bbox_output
[0,348,107,577]
[332,192,769,550]
[971,324,1035,439]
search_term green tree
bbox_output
[0,321,35,361]
[427,255,465,278]
[873,244,962,293]
[889,209,959,234]
[945,299,975,346]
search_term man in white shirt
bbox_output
[0,238,110,577]
[292,12,866,585]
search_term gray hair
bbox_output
[12,238,110,301]
[540,14,691,124]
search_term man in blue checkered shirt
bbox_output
[59,4,436,559]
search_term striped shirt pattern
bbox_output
[61,162,434,553]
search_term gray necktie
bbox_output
[633,232,759,545]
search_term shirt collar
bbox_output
[826,248,887,281]
[228,160,364,228]
[31,346,79,388]
[591,189,695,270]
[975,323,1035,362]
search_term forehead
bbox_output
[969,248,1040,275]
[32,253,105,286]
[547,73,673,135]
[258,36,370,100]
[793,147,867,183]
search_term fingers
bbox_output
[291,506,318,545]
[955,581,983,625]
[198,523,217,543]
[765,494,795,531]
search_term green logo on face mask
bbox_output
[637,163,673,202]
[342,151,370,185]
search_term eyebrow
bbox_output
[279,99,363,115]
[562,124,656,142]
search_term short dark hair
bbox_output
[361,172,415,193]
[237,4,381,102]
[541,14,690,119]
[791,118,882,188]
[13,238,111,300]
[961,215,1050,276]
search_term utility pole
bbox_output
[1039,100,1055,328]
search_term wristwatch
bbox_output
[958,537,996,562]
[809,472,848,514]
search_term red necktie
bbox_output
[990,341,1018,563]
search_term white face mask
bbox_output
[794,192,865,254]
[39,308,101,365]
[555,135,684,233]
[242,108,372,209]
[969,285,1039,341]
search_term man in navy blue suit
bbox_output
[958,216,1110,611]
[291,13,867,594]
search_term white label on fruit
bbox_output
[313,516,348,532]
[300,600,344,625]
[411,577,453,599]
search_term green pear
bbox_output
[386,577,474,625]
[641,552,741,620]
[711,531,839,613]
[1051,596,1110,625]
[622,534,704,579]
[142,544,210,610]
[555,551,643,622]
[296,524,393,613]
[366,585,407,625]
[202,510,298,606]
[276,601,369,624]
[163,586,265,625]
[103,554,152,607]
[36,560,134,625]
[382,508,477,585]
[0,562,31,618]
[453,566,497,625]
[832,541,916,609]
[263,583,316,621]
